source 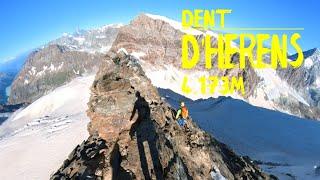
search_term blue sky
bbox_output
[1,0,319,61]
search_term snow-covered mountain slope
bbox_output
[8,45,105,104]
[48,24,122,54]
[8,23,121,105]
[159,88,320,179]
[0,75,94,180]
[108,13,319,120]
[277,48,320,114]
[251,68,309,111]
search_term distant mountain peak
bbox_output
[97,23,124,31]
[48,23,121,54]
[289,47,320,61]
[8,23,120,104]
[138,13,204,35]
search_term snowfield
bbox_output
[0,75,95,180]
[159,88,320,180]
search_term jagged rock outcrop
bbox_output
[51,135,108,179]
[51,52,275,179]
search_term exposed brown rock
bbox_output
[51,52,275,180]
[110,14,260,99]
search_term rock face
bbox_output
[109,14,260,100]
[108,14,320,120]
[51,135,108,179]
[51,52,275,179]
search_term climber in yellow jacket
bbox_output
[175,101,189,128]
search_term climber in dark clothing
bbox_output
[130,91,150,123]
[129,91,163,180]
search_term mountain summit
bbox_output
[51,51,274,179]
[104,13,320,120]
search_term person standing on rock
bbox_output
[129,91,164,179]
[175,101,189,129]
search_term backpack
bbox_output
[181,106,189,119]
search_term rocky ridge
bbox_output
[51,51,275,179]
